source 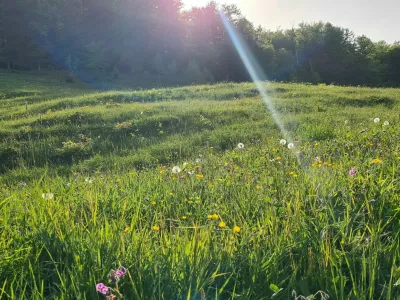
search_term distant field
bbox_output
[0,72,399,299]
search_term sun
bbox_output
[182,0,216,9]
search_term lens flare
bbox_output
[219,11,293,145]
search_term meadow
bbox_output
[0,72,399,299]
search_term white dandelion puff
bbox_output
[42,193,54,200]
[237,143,245,149]
[384,121,390,126]
[344,120,349,124]
[279,139,287,146]
[288,143,295,149]
[85,178,93,184]
[374,118,380,123]
[172,166,181,174]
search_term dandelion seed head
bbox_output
[279,139,287,146]
[384,121,390,126]
[172,166,181,174]
[288,143,295,149]
[374,118,380,123]
[237,143,245,149]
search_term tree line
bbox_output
[1,0,399,87]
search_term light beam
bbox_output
[219,10,293,144]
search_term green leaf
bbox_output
[269,284,280,293]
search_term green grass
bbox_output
[0,73,400,299]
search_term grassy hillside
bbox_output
[0,73,400,299]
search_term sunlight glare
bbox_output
[218,10,292,144]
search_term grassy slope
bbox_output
[0,72,400,299]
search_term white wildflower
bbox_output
[42,193,54,200]
[237,143,245,149]
[172,166,181,174]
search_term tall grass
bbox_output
[0,73,399,299]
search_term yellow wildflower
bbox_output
[207,215,213,220]
[151,201,156,206]
[230,236,235,241]
[124,226,131,233]
[212,214,219,220]
[182,216,187,220]
[152,225,160,231]
[256,185,261,190]
[370,158,382,165]
[219,221,226,229]
[195,174,204,180]
[276,156,281,161]
[233,226,241,233]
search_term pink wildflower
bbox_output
[96,283,109,295]
[349,168,357,176]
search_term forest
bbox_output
[1,0,400,86]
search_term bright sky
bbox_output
[182,0,399,43]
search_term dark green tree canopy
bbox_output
[0,0,398,86]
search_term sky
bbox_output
[182,0,399,43]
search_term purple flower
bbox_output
[96,283,109,295]
[349,168,357,176]
[116,266,127,277]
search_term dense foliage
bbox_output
[0,1,399,86]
